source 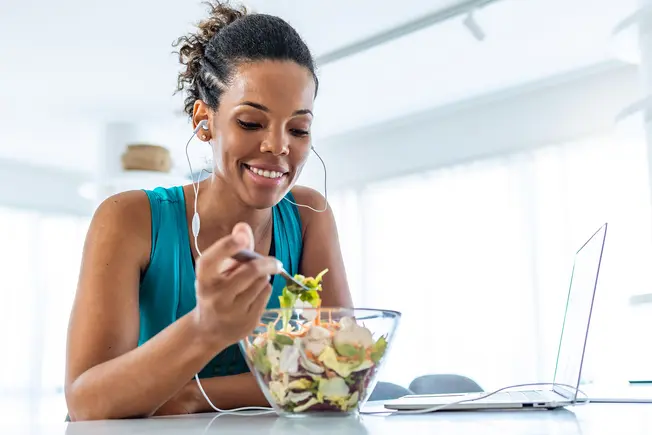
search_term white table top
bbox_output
[4,402,652,435]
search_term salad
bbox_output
[243,269,388,413]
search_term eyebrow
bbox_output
[238,101,313,117]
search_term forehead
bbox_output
[222,60,316,113]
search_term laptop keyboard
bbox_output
[508,391,543,401]
[385,389,570,410]
[457,390,562,403]
[505,390,562,402]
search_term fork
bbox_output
[231,249,311,292]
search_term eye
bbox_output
[237,119,262,130]
[290,128,310,137]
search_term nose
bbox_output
[260,128,289,156]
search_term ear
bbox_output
[192,100,212,142]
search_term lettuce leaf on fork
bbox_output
[279,268,328,309]
[278,269,329,330]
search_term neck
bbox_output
[193,175,273,238]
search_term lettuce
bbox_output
[370,335,388,363]
[278,269,329,330]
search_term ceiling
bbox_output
[243,0,467,58]
[0,0,639,174]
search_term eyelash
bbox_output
[236,119,310,138]
[291,129,310,137]
[237,120,261,130]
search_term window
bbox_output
[329,127,652,390]
[39,215,89,392]
[0,208,39,394]
[0,207,89,410]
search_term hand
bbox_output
[154,380,201,416]
[193,222,281,348]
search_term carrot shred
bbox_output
[305,350,319,363]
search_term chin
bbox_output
[235,184,286,209]
[244,194,285,210]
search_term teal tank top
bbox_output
[138,185,303,378]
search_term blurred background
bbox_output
[2,0,652,422]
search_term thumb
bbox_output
[217,222,254,274]
[232,222,255,251]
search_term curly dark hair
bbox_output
[173,1,318,118]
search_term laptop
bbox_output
[384,223,608,411]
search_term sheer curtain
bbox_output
[0,208,89,420]
[330,126,652,390]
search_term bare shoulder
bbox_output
[91,190,151,235]
[290,186,352,307]
[290,185,327,209]
[290,185,331,232]
[87,190,152,269]
[94,189,150,217]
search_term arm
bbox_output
[157,187,353,416]
[65,191,227,421]
[293,186,353,308]
[156,373,269,415]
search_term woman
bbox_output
[64,1,352,421]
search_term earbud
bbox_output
[193,119,209,135]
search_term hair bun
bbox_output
[173,1,247,112]
[196,1,247,47]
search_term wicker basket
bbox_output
[121,144,171,172]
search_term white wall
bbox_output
[0,159,92,216]
[300,63,643,191]
[2,62,642,216]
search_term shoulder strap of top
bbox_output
[272,192,303,276]
[140,186,190,278]
[143,188,163,258]
[139,186,192,336]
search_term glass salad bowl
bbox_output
[239,307,401,417]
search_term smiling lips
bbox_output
[243,163,288,185]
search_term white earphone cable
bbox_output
[185,120,275,415]
[361,382,590,415]
[196,381,591,426]
[282,146,328,213]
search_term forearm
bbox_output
[66,311,225,421]
[187,372,269,413]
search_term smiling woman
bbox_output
[192,59,317,209]
[63,0,352,421]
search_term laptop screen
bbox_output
[552,223,607,400]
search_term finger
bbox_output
[225,257,282,298]
[234,275,272,308]
[196,233,249,281]
[232,222,255,251]
[247,282,273,318]
[217,223,255,274]
[218,258,239,275]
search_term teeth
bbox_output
[247,166,284,179]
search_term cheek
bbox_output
[211,130,250,172]
[291,145,312,175]
[209,140,225,173]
